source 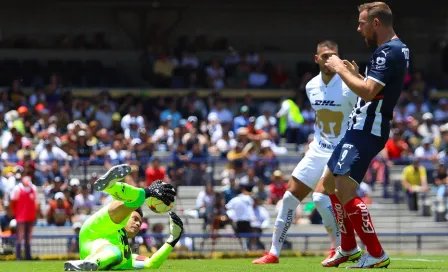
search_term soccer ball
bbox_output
[146,197,175,214]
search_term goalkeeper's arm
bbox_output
[133,212,184,269]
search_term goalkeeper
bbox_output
[64,164,183,271]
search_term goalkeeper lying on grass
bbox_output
[64,164,183,271]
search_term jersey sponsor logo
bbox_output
[356,203,375,234]
[318,141,335,150]
[315,109,344,139]
[278,208,293,243]
[313,100,341,106]
[342,143,354,149]
[380,50,389,57]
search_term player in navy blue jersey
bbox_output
[320,2,409,269]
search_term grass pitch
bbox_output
[0,256,446,271]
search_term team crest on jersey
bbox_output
[313,100,341,106]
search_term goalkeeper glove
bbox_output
[166,212,184,247]
[145,180,176,206]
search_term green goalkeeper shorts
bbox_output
[79,203,133,269]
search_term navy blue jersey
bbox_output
[349,38,409,139]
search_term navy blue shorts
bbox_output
[327,130,388,184]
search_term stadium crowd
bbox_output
[0,60,446,256]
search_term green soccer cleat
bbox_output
[93,164,131,192]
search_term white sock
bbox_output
[269,191,300,257]
[312,192,341,248]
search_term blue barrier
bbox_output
[2,232,448,255]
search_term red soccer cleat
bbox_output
[252,252,279,264]
[321,248,336,264]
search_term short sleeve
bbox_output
[367,48,394,86]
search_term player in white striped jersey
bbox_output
[253,40,359,265]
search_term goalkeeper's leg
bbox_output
[65,242,123,271]
[94,164,146,208]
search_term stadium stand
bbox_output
[0,0,448,260]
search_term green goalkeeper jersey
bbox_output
[79,205,134,269]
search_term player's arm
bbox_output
[133,212,183,269]
[326,55,388,102]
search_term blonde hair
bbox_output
[359,2,393,26]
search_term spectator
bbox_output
[270,64,290,88]
[384,129,411,162]
[104,140,129,169]
[434,99,448,124]
[28,86,46,107]
[1,142,19,167]
[232,60,250,88]
[250,197,269,250]
[9,176,38,260]
[206,58,225,90]
[233,106,250,133]
[211,130,236,157]
[30,108,51,137]
[401,158,428,211]
[153,53,175,88]
[144,157,167,187]
[111,113,124,135]
[73,184,95,218]
[221,174,239,203]
[418,113,440,142]
[37,140,68,164]
[160,102,182,129]
[267,170,287,205]
[46,176,64,201]
[95,103,114,129]
[0,206,14,232]
[74,130,93,160]
[207,113,223,144]
[120,106,144,131]
[124,122,140,141]
[47,192,72,226]
[255,110,277,133]
[225,184,255,250]
[248,66,268,89]
[67,222,82,254]
[276,97,304,144]
[9,79,26,105]
[209,100,233,124]
[152,120,174,152]
[68,178,81,202]
[92,128,112,159]
[196,182,216,230]
[414,137,438,183]
[253,180,269,202]
[240,168,260,187]
[185,140,209,185]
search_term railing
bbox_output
[2,232,448,256]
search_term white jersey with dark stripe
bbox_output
[306,73,358,154]
[349,38,409,139]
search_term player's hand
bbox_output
[342,60,359,76]
[325,55,344,73]
[147,180,176,206]
[166,212,184,247]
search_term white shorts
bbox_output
[291,142,332,189]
